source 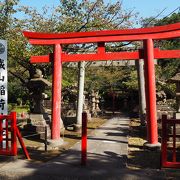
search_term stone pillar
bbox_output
[136,59,146,125]
[76,61,85,126]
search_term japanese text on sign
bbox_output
[0,40,8,115]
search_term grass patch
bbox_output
[10,105,29,114]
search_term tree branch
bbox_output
[9,70,26,84]
[76,1,99,32]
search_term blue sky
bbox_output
[122,0,179,18]
[19,0,179,19]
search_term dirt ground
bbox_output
[127,118,161,169]
[5,114,180,179]
[17,117,107,163]
[127,118,180,179]
[19,115,161,168]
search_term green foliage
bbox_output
[0,0,19,37]
[62,66,78,88]
[85,66,123,91]
[154,13,180,98]
[156,13,180,26]
[85,65,138,104]
[141,12,180,100]
[8,78,28,104]
[1,0,138,105]
[121,69,138,91]
[56,0,137,32]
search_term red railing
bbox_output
[0,112,30,159]
[0,112,17,156]
[161,114,180,168]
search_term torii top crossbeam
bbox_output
[24,23,180,63]
[23,23,180,146]
[24,22,180,44]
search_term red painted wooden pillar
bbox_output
[81,112,87,166]
[11,112,17,156]
[143,39,158,144]
[51,44,62,139]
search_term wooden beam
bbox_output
[23,23,180,40]
[28,30,180,45]
[31,55,51,63]
[30,49,180,63]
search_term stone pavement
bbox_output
[0,116,170,179]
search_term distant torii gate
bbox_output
[23,23,180,147]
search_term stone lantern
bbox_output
[90,90,101,117]
[28,69,51,114]
[95,91,101,112]
[169,72,180,118]
[25,69,52,139]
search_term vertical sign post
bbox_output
[0,40,8,115]
[0,40,8,148]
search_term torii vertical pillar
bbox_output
[143,39,160,148]
[51,44,62,141]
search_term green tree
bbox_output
[141,12,180,99]
[0,0,19,37]
[1,0,138,104]
[141,12,180,79]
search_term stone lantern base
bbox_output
[24,113,51,139]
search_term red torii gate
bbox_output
[23,23,180,147]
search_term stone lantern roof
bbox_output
[29,78,52,87]
[169,73,180,83]
[28,69,52,88]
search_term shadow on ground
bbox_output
[127,118,162,169]
[128,150,161,169]
[0,115,177,179]
[0,149,166,180]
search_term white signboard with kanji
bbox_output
[0,40,8,115]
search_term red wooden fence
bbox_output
[0,112,30,159]
[161,114,180,168]
[0,112,17,156]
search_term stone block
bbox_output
[175,113,180,119]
